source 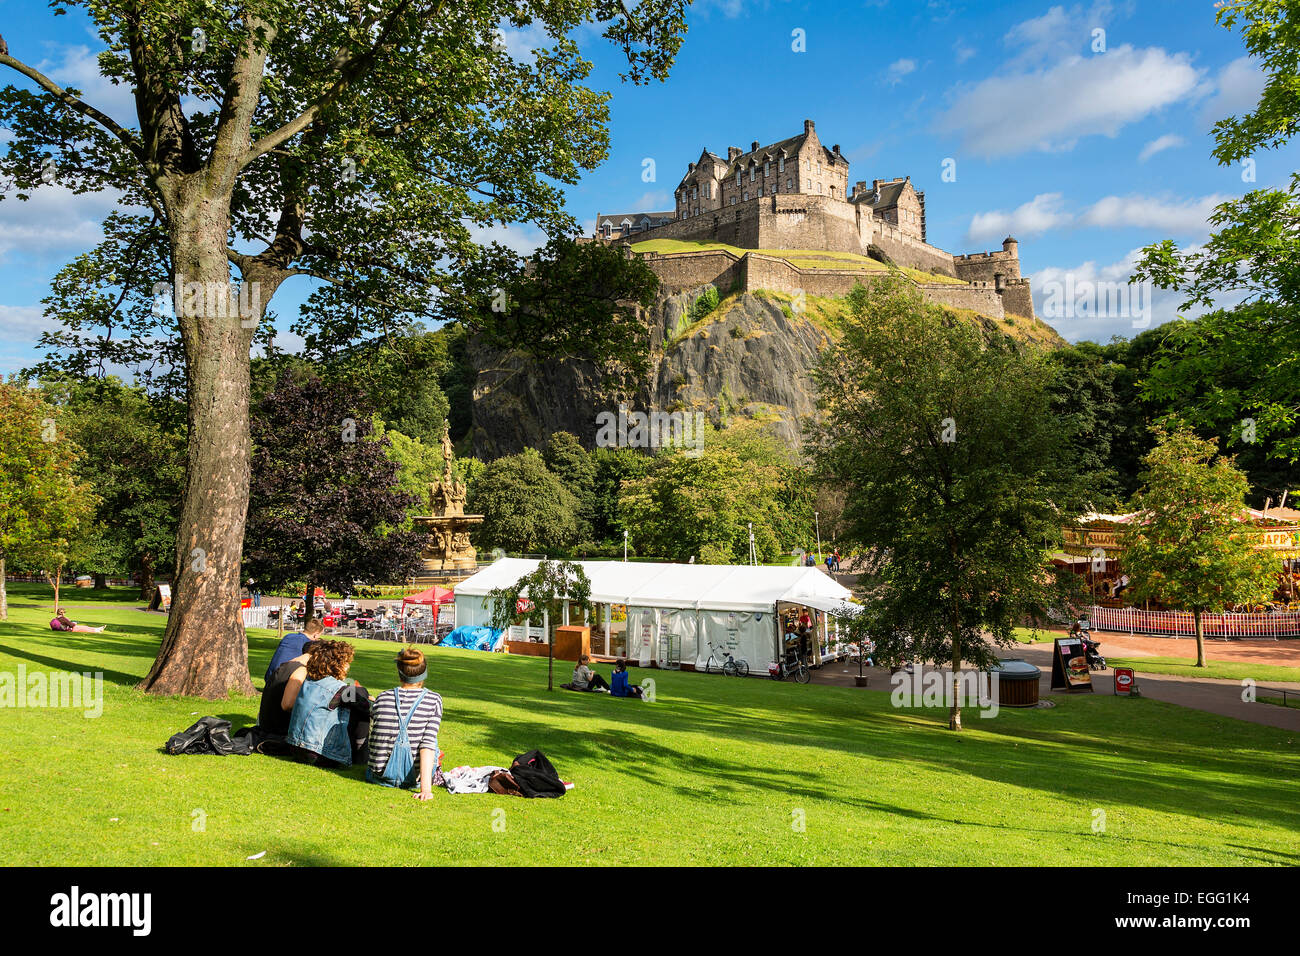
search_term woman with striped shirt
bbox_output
[367,646,444,799]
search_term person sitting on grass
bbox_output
[50,609,105,633]
[609,659,644,699]
[265,616,322,683]
[283,639,372,768]
[367,646,444,800]
[571,654,611,693]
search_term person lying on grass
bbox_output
[281,639,372,768]
[572,654,611,693]
[367,646,444,800]
[51,609,105,633]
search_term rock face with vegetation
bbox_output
[470,283,1063,457]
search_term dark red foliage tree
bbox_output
[244,371,429,614]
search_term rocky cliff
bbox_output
[469,284,1063,458]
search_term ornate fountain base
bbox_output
[413,514,484,574]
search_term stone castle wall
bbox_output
[635,249,1005,319]
[866,220,959,276]
[614,196,1032,319]
[953,248,1022,283]
[1000,278,1034,318]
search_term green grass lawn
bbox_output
[1107,656,1300,684]
[2,585,1298,866]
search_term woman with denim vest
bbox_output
[283,639,372,767]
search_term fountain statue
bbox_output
[413,423,483,574]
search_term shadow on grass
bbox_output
[5,623,1299,851]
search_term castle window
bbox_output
[749,167,755,182]
[736,171,742,187]
[779,157,785,173]
[758,186,763,197]
[764,162,770,177]
[730,197,736,205]
[830,186,835,198]
[805,159,810,172]
[787,177,793,190]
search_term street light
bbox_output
[623,528,628,562]
[815,511,822,567]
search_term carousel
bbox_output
[1059,509,1300,638]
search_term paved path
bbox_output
[811,642,1300,733]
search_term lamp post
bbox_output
[748,522,756,566]
[815,511,823,567]
[623,529,628,562]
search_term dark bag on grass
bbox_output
[488,770,524,797]
[166,716,253,756]
[508,749,566,798]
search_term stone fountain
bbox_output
[413,423,483,575]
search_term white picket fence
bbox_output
[240,606,272,629]
[1087,604,1300,639]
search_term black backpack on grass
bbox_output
[165,717,253,756]
[508,749,566,798]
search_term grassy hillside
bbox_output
[2,584,1297,866]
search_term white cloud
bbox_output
[1002,1,1115,68]
[886,58,917,86]
[937,44,1203,158]
[1078,193,1226,235]
[1031,246,1247,343]
[953,41,977,66]
[967,193,1072,243]
[1137,133,1185,162]
[1198,55,1267,129]
[467,220,548,257]
[631,190,670,211]
[0,186,122,261]
[39,45,138,131]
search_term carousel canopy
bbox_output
[1064,509,1300,557]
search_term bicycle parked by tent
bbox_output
[770,649,811,683]
[704,641,749,677]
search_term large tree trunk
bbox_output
[139,554,156,603]
[94,573,107,589]
[139,214,259,698]
[1193,608,1206,668]
[949,639,963,732]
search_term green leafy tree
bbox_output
[0,0,687,697]
[589,446,650,544]
[810,280,1081,731]
[471,450,579,555]
[1121,425,1278,667]
[44,377,185,597]
[544,431,597,540]
[487,558,592,690]
[0,384,94,618]
[1132,1,1300,465]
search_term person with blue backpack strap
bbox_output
[367,646,444,799]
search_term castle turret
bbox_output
[1002,235,1019,257]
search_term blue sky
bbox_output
[0,0,1290,374]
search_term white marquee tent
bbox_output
[453,558,857,671]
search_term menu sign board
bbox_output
[1113,666,1135,696]
[156,583,172,612]
[1050,637,1093,692]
